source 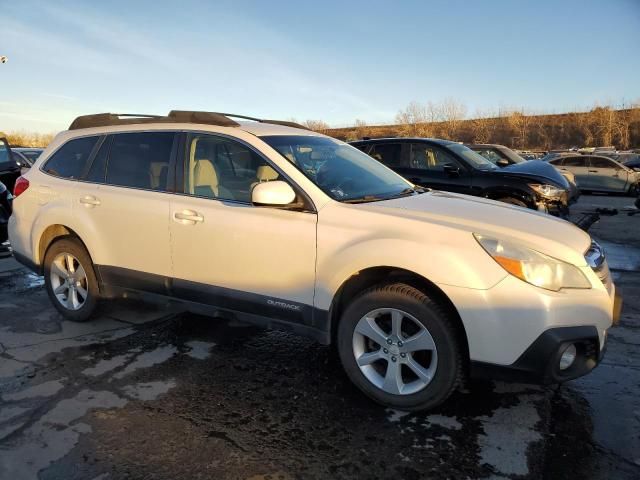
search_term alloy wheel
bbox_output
[49,252,89,311]
[352,308,438,395]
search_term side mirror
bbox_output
[496,159,509,168]
[252,180,297,207]
[442,164,461,177]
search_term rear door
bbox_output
[74,131,176,292]
[588,156,629,192]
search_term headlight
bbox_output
[529,183,565,199]
[474,234,591,291]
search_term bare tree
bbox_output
[469,109,494,143]
[353,118,370,139]
[439,98,467,140]
[507,109,534,148]
[395,101,432,136]
[303,119,330,134]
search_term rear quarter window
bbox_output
[43,136,100,179]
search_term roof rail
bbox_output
[68,110,310,131]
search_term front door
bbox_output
[169,133,317,326]
[588,156,629,192]
[402,143,472,193]
[557,156,591,189]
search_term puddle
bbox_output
[185,340,215,360]
[0,389,127,479]
[425,414,462,430]
[25,273,45,289]
[477,394,543,477]
[122,380,176,401]
[2,379,66,401]
[82,351,139,377]
[112,345,177,380]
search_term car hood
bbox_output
[359,190,591,266]
[500,160,570,188]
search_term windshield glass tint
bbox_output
[447,143,497,170]
[261,135,412,201]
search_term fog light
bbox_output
[559,344,577,370]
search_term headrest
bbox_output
[256,165,279,182]
[194,159,218,187]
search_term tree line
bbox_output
[312,100,640,151]
[4,100,640,151]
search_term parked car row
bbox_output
[7,111,619,411]
[466,143,580,205]
[545,153,640,194]
[351,138,573,216]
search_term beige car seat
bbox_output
[193,159,233,199]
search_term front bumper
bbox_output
[470,326,605,384]
[439,266,615,369]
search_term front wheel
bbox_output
[44,237,99,322]
[337,283,463,411]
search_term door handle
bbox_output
[588,170,598,173]
[174,210,204,224]
[79,195,101,207]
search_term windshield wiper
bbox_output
[383,186,429,200]
[342,195,383,204]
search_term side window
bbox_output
[590,157,616,169]
[85,137,110,183]
[474,148,503,165]
[410,144,461,171]
[367,143,403,167]
[563,156,587,167]
[42,136,99,179]
[106,132,174,191]
[549,157,564,166]
[186,134,276,203]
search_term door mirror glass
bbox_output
[252,180,297,207]
[496,158,510,167]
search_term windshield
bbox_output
[446,143,497,170]
[261,135,414,202]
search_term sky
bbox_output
[0,0,639,133]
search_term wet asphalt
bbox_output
[0,194,639,480]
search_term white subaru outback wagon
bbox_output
[9,111,620,411]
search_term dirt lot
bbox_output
[1,194,639,480]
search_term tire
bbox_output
[496,197,527,208]
[337,283,463,411]
[44,236,99,322]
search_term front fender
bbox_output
[314,237,507,311]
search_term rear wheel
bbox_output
[337,283,463,411]
[44,237,99,322]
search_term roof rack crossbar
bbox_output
[68,110,311,131]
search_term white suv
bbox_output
[9,111,620,411]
